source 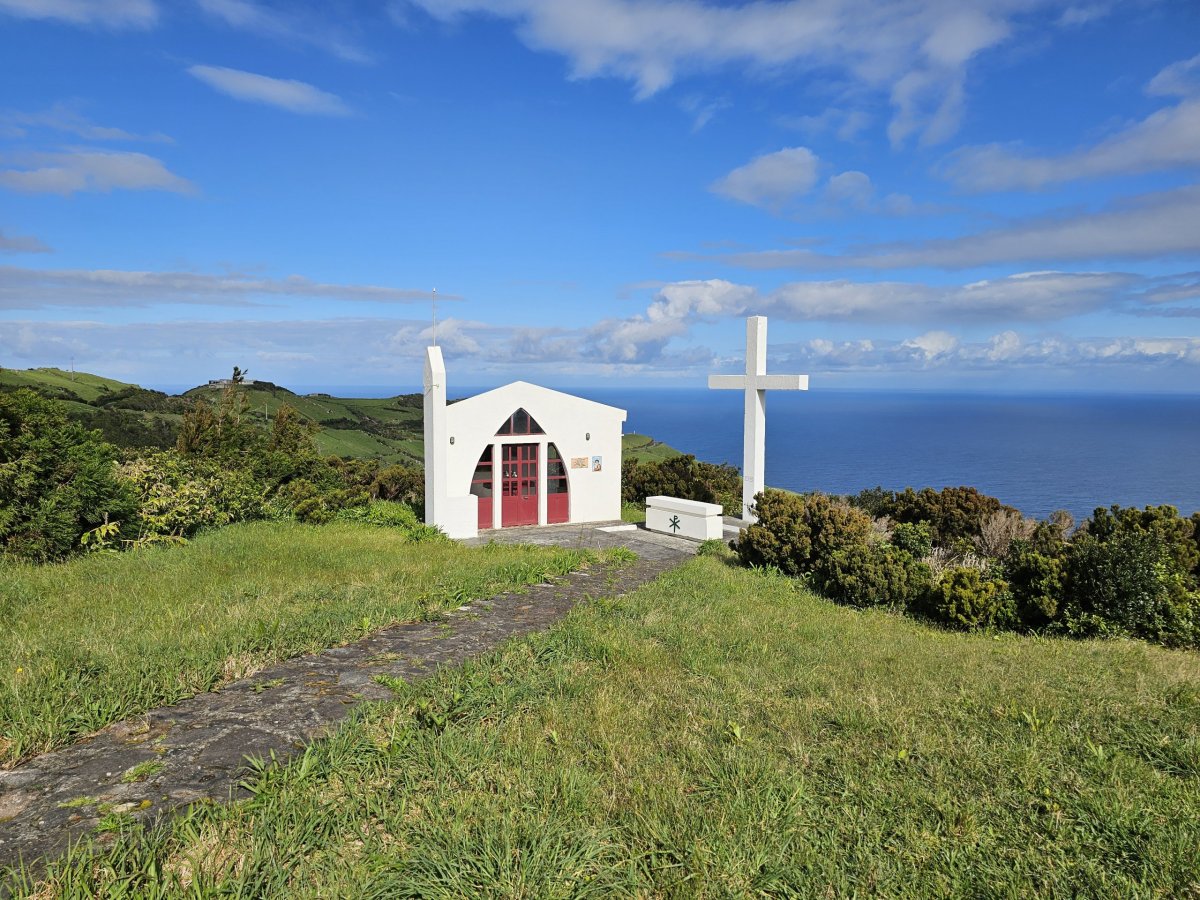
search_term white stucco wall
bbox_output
[443,381,626,528]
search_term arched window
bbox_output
[496,408,545,436]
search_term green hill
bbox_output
[622,432,683,463]
[4,367,678,469]
[183,382,425,465]
[0,367,134,403]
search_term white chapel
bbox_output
[423,346,627,539]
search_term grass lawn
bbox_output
[18,552,1200,897]
[0,522,593,767]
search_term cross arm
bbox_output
[708,374,809,391]
[757,374,808,391]
[707,375,745,390]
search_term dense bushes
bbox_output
[0,390,138,561]
[854,485,1018,545]
[735,491,873,577]
[119,450,264,539]
[1,390,429,562]
[736,485,1200,650]
[622,455,741,514]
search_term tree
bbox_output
[231,365,248,384]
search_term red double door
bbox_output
[500,443,539,526]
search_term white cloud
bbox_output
[1147,52,1200,98]
[0,149,194,195]
[826,170,873,208]
[679,93,730,132]
[0,103,171,143]
[772,271,1140,322]
[0,265,456,310]
[713,184,1200,269]
[0,0,156,27]
[188,65,351,116]
[902,330,958,360]
[943,98,1200,190]
[711,147,819,210]
[196,0,372,64]
[401,0,1057,145]
[777,107,870,142]
[7,316,1197,389]
[789,331,1200,372]
[0,228,50,253]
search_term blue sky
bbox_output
[1,0,1198,392]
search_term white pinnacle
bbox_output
[708,316,808,522]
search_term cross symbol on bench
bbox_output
[668,515,681,533]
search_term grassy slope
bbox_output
[185,385,424,464]
[0,368,132,402]
[21,554,1200,897]
[0,522,593,767]
[622,432,683,464]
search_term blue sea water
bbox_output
[574,388,1200,523]
[156,381,1200,523]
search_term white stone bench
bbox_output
[645,496,724,541]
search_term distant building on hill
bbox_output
[207,378,260,387]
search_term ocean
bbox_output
[577,388,1200,524]
[158,382,1200,523]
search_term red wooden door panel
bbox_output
[500,443,539,526]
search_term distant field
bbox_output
[21,553,1200,896]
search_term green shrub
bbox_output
[119,450,265,539]
[848,485,894,518]
[371,464,424,509]
[1062,531,1198,646]
[274,479,368,525]
[336,501,420,530]
[0,390,137,561]
[923,568,1013,630]
[1086,504,1198,581]
[1192,512,1200,579]
[815,543,930,609]
[734,490,873,577]
[891,521,933,558]
[881,486,1016,545]
[621,455,741,514]
[1004,540,1066,628]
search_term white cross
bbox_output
[708,316,808,522]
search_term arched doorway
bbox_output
[472,408,566,529]
[546,443,568,523]
[469,445,493,530]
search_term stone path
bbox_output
[0,523,695,882]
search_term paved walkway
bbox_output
[0,523,696,881]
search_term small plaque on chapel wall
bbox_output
[591,456,602,472]
[571,457,588,469]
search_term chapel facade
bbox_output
[423,346,626,539]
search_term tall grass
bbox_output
[0,521,589,766]
[17,554,1200,897]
